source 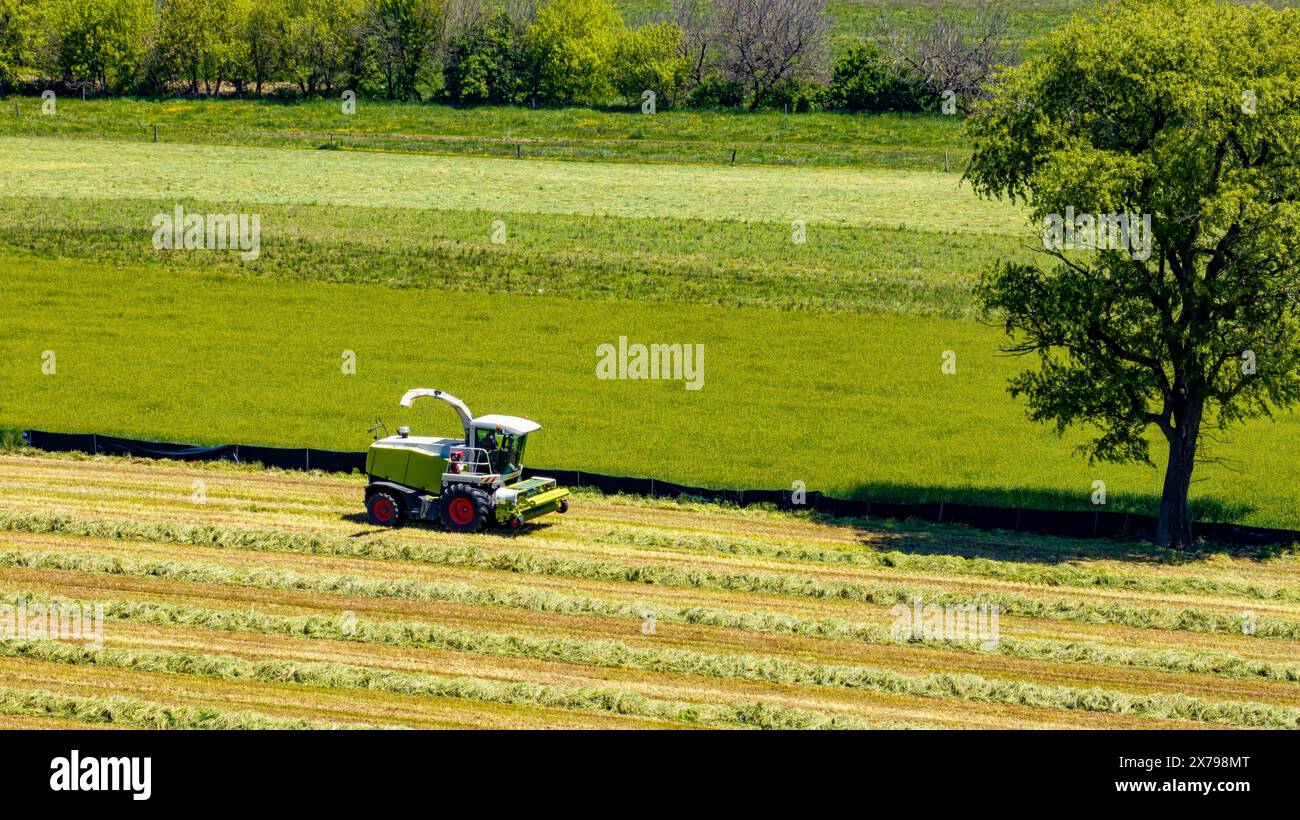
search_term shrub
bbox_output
[609,21,687,109]
[523,0,623,103]
[0,0,30,93]
[753,75,826,112]
[443,11,520,104]
[686,71,744,108]
[37,0,156,93]
[827,41,922,112]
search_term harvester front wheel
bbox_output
[440,485,491,533]
[367,491,402,528]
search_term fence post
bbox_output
[153,124,158,143]
[730,149,736,165]
[937,500,944,524]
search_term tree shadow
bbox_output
[800,480,1273,565]
[841,480,1257,524]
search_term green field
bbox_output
[3,99,971,170]
[3,251,1296,528]
[619,0,1093,56]
[0,101,1296,531]
[6,136,1014,232]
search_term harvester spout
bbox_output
[399,388,474,438]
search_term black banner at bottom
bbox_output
[0,729,1282,807]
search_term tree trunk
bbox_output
[1156,400,1203,549]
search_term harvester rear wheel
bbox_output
[440,485,491,533]
[366,491,402,527]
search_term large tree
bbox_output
[39,0,155,92]
[0,0,31,93]
[366,0,444,99]
[523,0,623,103]
[712,0,828,110]
[966,0,1300,548]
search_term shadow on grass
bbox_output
[800,480,1278,565]
[841,480,1257,524]
[339,510,553,538]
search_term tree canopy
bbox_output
[966,0,1300,547]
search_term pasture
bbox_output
[2,254,1297,528]
[0,450,1296,729]
[0,124,1296,529]
[3,136,1014,232]
[0,99,971,170]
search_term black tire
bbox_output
[367,491,402,527]
[439,484,492,533]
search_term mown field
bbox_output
[0,126,1296,528]
[0,450,1297,729]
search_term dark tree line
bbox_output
[0,0,1013,111]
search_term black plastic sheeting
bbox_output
[24,430,366,474]
[22,429,1300,547]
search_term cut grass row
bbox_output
[3,515,1295,638]
[10,541,1300,689]
[6,523,1300,681]
[7,451,1299,617]
[0,684,368,729]
[0,453,1296,728]
[10,508,1300,605]
[11,571,1300,688]
[588,529,1300,603]
[0,639,874,730]
[2,590,1294,729]
[16,563,1300,717]
[10,450,1297,586]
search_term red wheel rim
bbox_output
[448,497,474,525]
[372,498,394,522]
